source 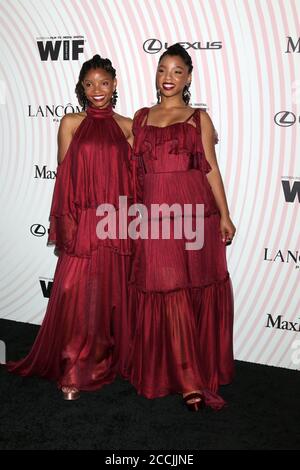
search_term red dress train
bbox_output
[7,104,133,391]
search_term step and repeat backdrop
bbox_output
[0,0,299,370]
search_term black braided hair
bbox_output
[75,54,117,109]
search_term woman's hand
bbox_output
[220,215,236,244]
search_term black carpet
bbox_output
[0,318,299,450]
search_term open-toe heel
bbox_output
[183,392,204,412]
[62,386,80,401]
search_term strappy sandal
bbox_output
[183,391,204,412]
[62,386,80,401]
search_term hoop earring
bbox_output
[111,89,118,107]
[156,89,161,104]
[183,83,191,104]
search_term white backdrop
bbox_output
[0,0,299,370]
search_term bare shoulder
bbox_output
[57,112,86,164]
[113,112,133,131]
[198,109,219,144]
[199,109,213,125]
[113,112,133,142]
[132,107,148,120]
[199,109,215,134]
[60,111,85,124]
[59,112,86,134]
[114,112,132,125]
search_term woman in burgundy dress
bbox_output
[7,55,133,400]
[127,43,236,411]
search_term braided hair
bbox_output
[75,54,117,109]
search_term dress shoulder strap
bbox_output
[189,108,202,134]
[132,107,149,135]
[191,108,219,143]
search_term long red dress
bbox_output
[126,107,234,409]
[7,104,133,391]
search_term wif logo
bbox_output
[36,36,85,61]
[281,180,300,203]
[40,279,53,299]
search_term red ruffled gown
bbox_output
[7,104,133,391]
[126,107,234,409]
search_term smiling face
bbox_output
[82,68,117,108]
[156,54,191,101]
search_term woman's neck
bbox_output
[158,96,187,109]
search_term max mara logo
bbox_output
[265,314,300,332]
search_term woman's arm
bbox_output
[121,116,134,148]
[113,114,133,148]
[57,114,78,164]
[200,110,236,243]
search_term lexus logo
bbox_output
[143,39,222,54]
[30,224,46,237]
[274,111,297,127]
[143,39,163,54]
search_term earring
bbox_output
[111,89,118,107]
[156,89,161,104]
[83,94,89,110]
[183,83,191,104]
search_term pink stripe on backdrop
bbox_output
[233,0,274,357]
[255,0,299,367]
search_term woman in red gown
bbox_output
[127,44,236,411]
[7,55,133,400]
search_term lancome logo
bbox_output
[264,248,300,269]
[28,104,81,119]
